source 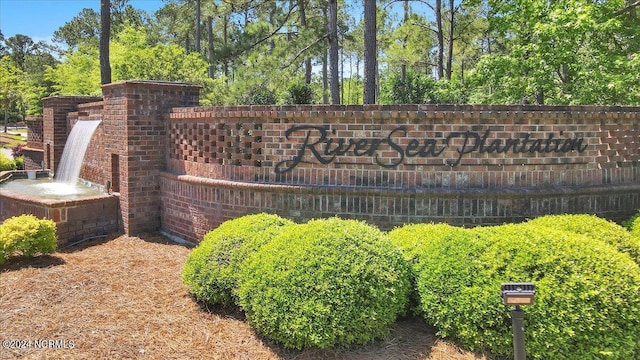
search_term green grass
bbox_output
[0,132,26,149]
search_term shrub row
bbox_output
[183,212,640,358]
[0,214,57,265]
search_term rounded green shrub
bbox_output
[526,214,640,264]
[413,223,640,359]
[181,213,294,307]
[0,152,16,171]
[0,214,57,264]
[237,218,412,349]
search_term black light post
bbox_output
[501,283,536,360]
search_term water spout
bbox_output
[56,120,101,184]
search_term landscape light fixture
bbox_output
[501,282,536,306]
[501,282,536,360]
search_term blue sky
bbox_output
[0,0,166,43]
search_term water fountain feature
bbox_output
[1,120,103,199]
[1,118,119,246]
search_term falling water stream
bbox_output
[56,120,102,183]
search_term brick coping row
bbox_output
[160,172,640,198]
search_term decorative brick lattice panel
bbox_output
[169,121,263,166]
[26,116,43,149]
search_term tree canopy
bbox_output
[0,0,637,117]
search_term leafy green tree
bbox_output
[53,8,101,48]
[469,0,640,105]
[47,26,226,104]
[1,34,57,116]
[53,0,149,49]
[0,57,25,130]
[0,30,7,56]
[45,44,101,96]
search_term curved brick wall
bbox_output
[160,104,640,243]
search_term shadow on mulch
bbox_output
[57,233,119,253]
[0,254,66,272]
[195,298,247,321]
[196,298,448,360]
[58,231,194,254]
[272,316,442,360]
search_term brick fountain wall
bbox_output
[17,81,640,244]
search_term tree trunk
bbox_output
[100,0,111,85]
[223,15,229,79]
[401,0,409,81]
[340,48,344,104]
[328,0,340,104]
[299,0,312,84]
[536,88,544,105]
[445,0,454,80]
[207,16,215,78]
[195,0,201,53]
[323,47,329,104]
[435,0,444,80]
[363,0,376,104]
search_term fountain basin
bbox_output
[1,171,120,248]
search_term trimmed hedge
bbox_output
[526,214,640,264]
[236,218,412,349]
[181,213,294,307]
[0,214,57,264]
[409,222,640,359]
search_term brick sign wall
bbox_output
[161,104,639,243]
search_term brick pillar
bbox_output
[41,96,102,173]
[101,81,200,236]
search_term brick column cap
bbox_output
[101,80,202,91]
[41,95,103,104]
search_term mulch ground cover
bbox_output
[1,234,492,360]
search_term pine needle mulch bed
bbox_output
[1,234,493,360]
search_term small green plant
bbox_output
[181,213,294,307]
[526,214,640,264]
[411,222,640,359]
[237,218,412,349]
[14,156,24,170]
[0,214,57,264]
